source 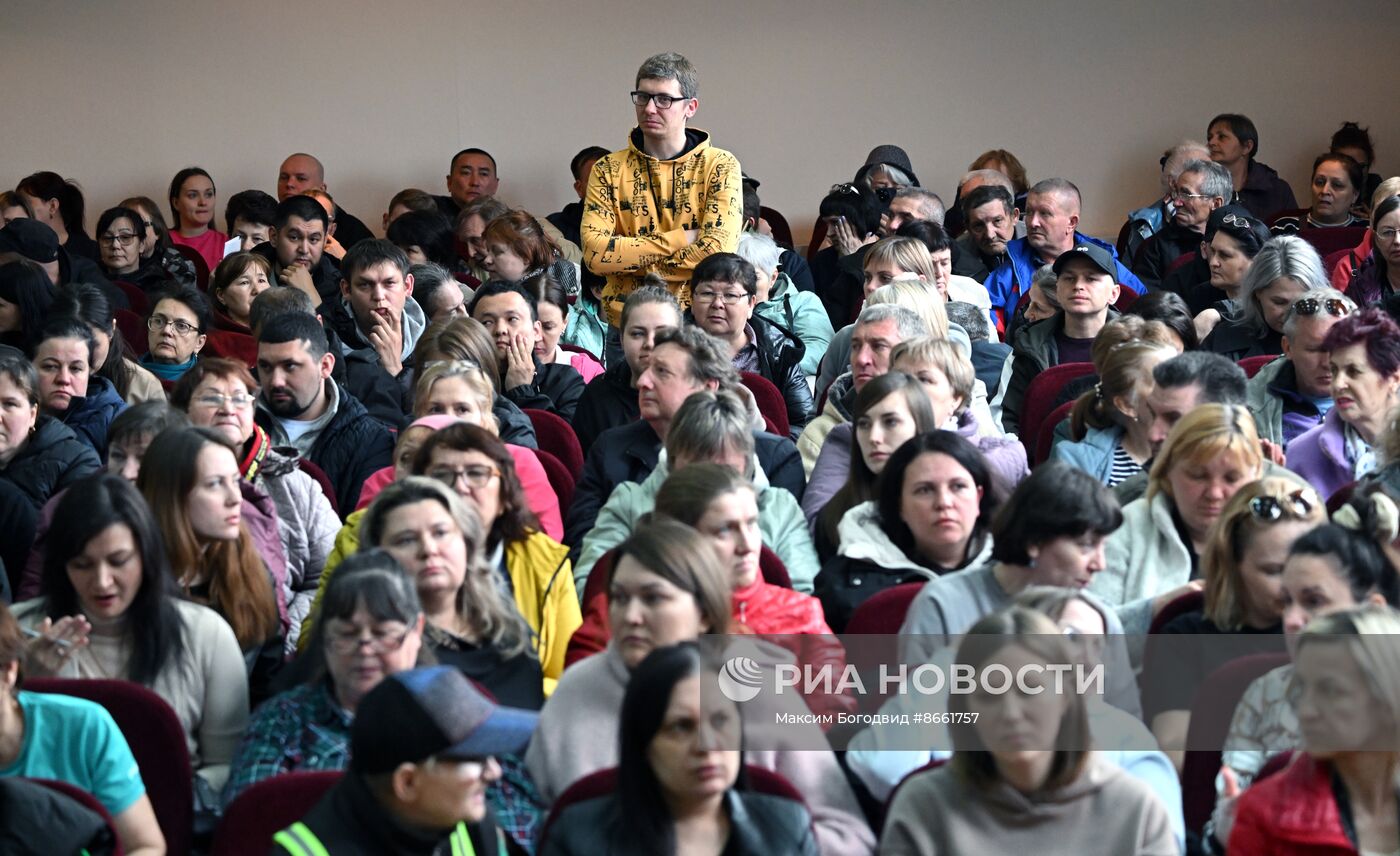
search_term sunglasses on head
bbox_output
[1249,489,1317,522]
[1291,297,1353,319]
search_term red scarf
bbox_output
[240,424,271,482]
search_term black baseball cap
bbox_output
[0,219,60,264]
[1052,242,1117,278]
[350,666,538,774]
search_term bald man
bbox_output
[276,153,374,249]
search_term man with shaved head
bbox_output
[982,177,1144,332]
[276,153,373,249]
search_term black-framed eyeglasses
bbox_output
[1250,489,1317,522]
[692,288,751,306]
[326,624,416,656]
[630,91,685,109]
[1291,297,1353,319]
[147,315,200,336]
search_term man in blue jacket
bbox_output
[983,178,1144,331]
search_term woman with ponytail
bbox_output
[16,171,96,261]
[1051,339,1178,486]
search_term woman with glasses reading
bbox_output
[222,550,427,806]
[94,206,176,294]
[1142,478,1324,771]
[139,283,210,387]
[1345,194,1400,306]
[1288,307,1400,498]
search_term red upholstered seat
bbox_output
[26,678,193,856]
[296,457,340,518]
[204,329,257,368]
[1295,226,1369,260]
[760,206,795,250]
[522,408,584,480]
[1237,354,1276,379]
[806,219,828,262]
[211,771,342,856]
[534,448,575,519]
[1180,653,1291,835]
[116,309,147,356]
[1148,590,1205,636]
[171,243,210,291]
[1033,399,1075,467]
[113,280,150,315]
[1017,362,1095,457]
[844,581,924,634]
[740,371,790,438]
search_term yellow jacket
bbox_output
[302,512,580,696]
[581,128,743,326]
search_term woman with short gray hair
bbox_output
[1202,234,1327,360]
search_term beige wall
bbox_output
[7,0,1398,246]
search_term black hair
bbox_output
[0,259,56,355]
[94,206,148,247]
[35,314,97,370]
[408,263,461,320]
[1208,113,1260,160]
[1330,122,1376,166]
[385,211,456,268]
[1127,290,1199,350]
[1152,351,1246,404]
[224,189,278,234]
[257,310,329,359]
[818,185,882,238]
[41,474,185,685]
[690,252,757,296]
[570,146,610,182]
[1288,523,1399,606]
[1205,208,1270,257]
[876,431,997,564]
[340,238,411,282]
[273,195,328,232]
[108,399,190,448]
[960,184,1015,219]
[167,167,215,229]
[150,283,212,334]
[469,281,538,323]
[49,281,136,397]
[741,181,761,227]
[989,462,1123,565]
[615,642,747,853]
[522,269,568,315]
[16,171,88,241]
[894,219,954,254]
[450,148,497,173]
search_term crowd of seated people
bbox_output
[5,46,1400,856]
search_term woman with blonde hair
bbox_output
[1091,404,1266,636]
[1143,477,1324,770]
[1052,340,1179,486]
[411,316,536,448]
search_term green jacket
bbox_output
[755,272,834,376]
[574,454,820,594]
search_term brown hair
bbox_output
[137,426,279,649]
[411,422,539,548]
[0,600,25,683]
[609,518,732,635]
[210,252,275,315]
[969,149,1029,195]
[412,316,501,391]
[169,356,258,411]
[482,210,556,275]
[1069,340,1177,441]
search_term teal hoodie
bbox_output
[755,272,834,376]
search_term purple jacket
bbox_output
[799,410,1029,528]
[1285,408,1355,501]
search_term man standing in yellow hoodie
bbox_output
[582,52,743,329]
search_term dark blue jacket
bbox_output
[58,376,127,453]
[983,233,1144,325]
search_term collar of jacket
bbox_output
[834,500,938,577]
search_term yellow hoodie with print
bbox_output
[581,127,743,327]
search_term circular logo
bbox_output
[717,656,764,702]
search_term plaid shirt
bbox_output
[223,679,545,852]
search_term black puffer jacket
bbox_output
[250,241,343,305]
[256,385,395,514]
[570,359,637,455]
[749,313,813,439]
[0,415,101,511]
[501,356,584,422]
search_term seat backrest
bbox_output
[522,408,584,480]
[1112,289,1138,312]
[171,243,211,290]
[113,280,150,315]
[115,309,147,357]
[204,329,257,368]
[805,218,829,262]
[1322,246,1353,276]
[534,448,575,519]
[296,457,340,518]
[760,206,795,250]
[1180,652,1291,834]
[1237,354,1277,379]
[580,547,617,608]
[25,678,193,856]
[1017,362,1095,457]
[1147,589,1205,636]
[758,545,792,588]
[844,581,924,634]
[1296,226,1369,260]
[28,778,124,856]
[1033,399,1076,466]
[211,771,342,856]
[739,371,790,438]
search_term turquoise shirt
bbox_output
[0,690,145,815]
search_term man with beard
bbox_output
[253,311,393,513]
[252,195,342,306]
